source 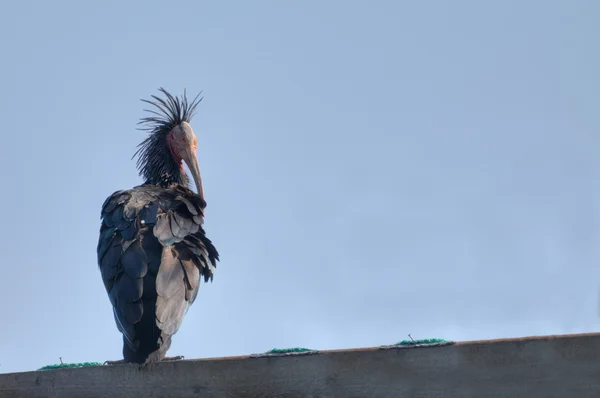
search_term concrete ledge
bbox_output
[2,332,600,397]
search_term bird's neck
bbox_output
[145,162,190,189]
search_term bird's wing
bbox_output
[97,185,218,349]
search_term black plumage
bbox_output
[97,88,219,364]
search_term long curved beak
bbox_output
[182,148,204,201]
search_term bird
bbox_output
[96,88,219,365]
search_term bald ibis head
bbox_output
[133,88,205,200]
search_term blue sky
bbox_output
[1,0,599,374]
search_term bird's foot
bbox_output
[136,356,184,371]
[162,355,184,362]
[104,359,127,365]
[103,356,183,367]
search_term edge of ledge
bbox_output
[194,331,600,362]
[4,331,600,374]
[3,332,600,398]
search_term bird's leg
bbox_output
[162,355,184,362]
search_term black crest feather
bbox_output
[132,88,203,188]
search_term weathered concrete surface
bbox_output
[2,332,600,398]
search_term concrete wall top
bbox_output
[1,332,600,398]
